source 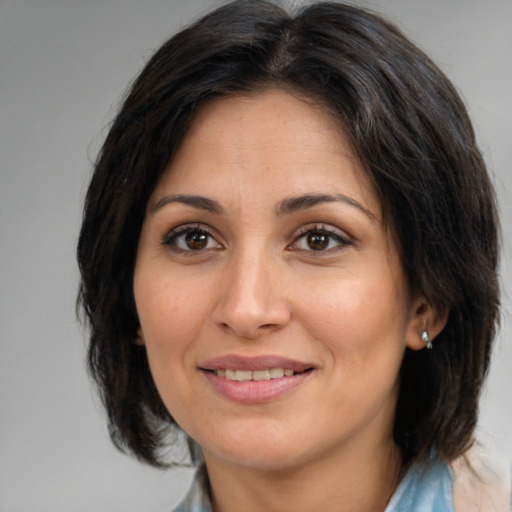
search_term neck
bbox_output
[203,435,402,512]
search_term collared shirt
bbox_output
[172,456,456,512]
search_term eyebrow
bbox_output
[150,192,376,220]
[150,194,224,215]
[276,193,377,220]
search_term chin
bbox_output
[207,446,307,473]
[198,426,325,473]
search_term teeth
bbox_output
[235,370,252,381]
[253,370,270,381]
[269,368,284,379]
[214,368,299,380]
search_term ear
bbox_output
[135,327,145,346]
[405,296,449,351]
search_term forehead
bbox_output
[151,89,378,216]
[185,89,350,163]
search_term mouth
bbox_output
[199,355,315,404]
[208,367,312,381]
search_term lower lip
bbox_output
[202,370,313,404]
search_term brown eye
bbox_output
[307,232,329,251]
[290,225,352,253]
[163,226,222,252]
[185,231,208,250]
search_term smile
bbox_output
[200,356,315,404]
[213,368,299,381]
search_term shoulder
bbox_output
[387,450,511,512]
[386,456,455,512]
[451,448,511,512]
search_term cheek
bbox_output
[293,269,409,363]
[134,271,214,405]
[296,274,407,417]
[134,274,211,420]
[136,270,209,345]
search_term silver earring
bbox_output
[421,330,433,350]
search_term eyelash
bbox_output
[161,223,352,254]
[289,224,352,253]
[162,224,222,253]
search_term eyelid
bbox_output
[288,223,353,252]
[160,221,352,254]
[162,223,222,251]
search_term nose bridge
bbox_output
[214,240,289,338]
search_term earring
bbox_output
[421,330,433,350]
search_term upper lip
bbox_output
[199,355,314,372]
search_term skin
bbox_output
[134,89,443,512]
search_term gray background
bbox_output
[0,1,510,510]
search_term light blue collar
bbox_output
[385,456,454,512]
[174,456,454,512]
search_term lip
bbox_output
[199,354,313,372]
[199,354,315,404]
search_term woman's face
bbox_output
[134,89,423,472]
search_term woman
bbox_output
[77,1,507,510]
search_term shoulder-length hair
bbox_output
[77,0,500,468]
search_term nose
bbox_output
[212,247,291,339]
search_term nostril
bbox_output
[213,295,291,339]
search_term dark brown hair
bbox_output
[77,0,500,468]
